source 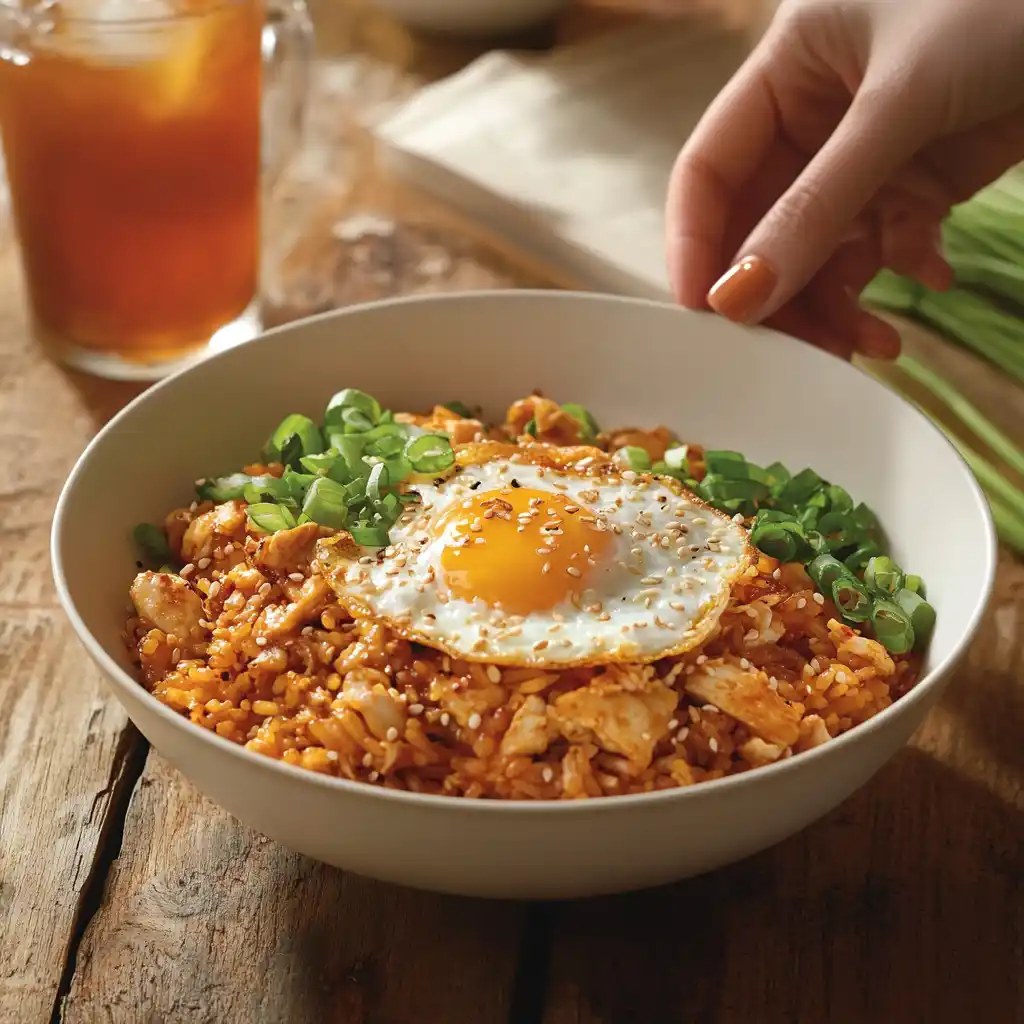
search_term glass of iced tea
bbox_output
[0,0,312,380]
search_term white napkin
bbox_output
[373,19,753,299]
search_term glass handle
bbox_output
[262,0,314,189]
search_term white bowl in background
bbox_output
[371,0,570,37]
[52,291,995,899]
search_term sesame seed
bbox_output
[542,562,551,574]
[468,713,482,730]
[207,581,221,600]
[440,712,451,727]
[773,568,782,580]
[362,753,373,767]
[567,566,582,578]
[180,563,195,578]
[709,737,719,753]
[197,558,211,570]
[640,576,662,586]
[813,592,825,605]
[542,766,555,783]
[677,727,690,741]
[533,640,549,651]
[696,654,708,665]
[288,572,304,582]
[739,658,750,669]
[171,647,181,663]
[670,601,686,612]
[745,629,759,642]
[621,470,637,482]
[369,771,380,782]
[797,598,807,610]
[223,543,234,555]
[486,665,501,683]
[409,703,424,716]
[258,582,272,597]
[255,637,268,647]
[301,625,313,636]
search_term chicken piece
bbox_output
[500,695,556,757]
[796,714,832,752]
[181,500,247,562]
[606,426,675,462]
[427,672,506,729]
[828,619,896,677]
[739,736,786,767]
[550,671,677,770]
[337,668,406,740]
[505,395,585,445]
[256,575,331,641]
[253,522,322,579]
[130,571,204,642]
[684,658,801,746]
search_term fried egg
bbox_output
[315,444,753,668]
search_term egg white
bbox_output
[315,454,754,668]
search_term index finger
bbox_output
[665,49,779,308]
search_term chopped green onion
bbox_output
[864,555,905,597]
[324,389,382,434]
[698,474,770,507]
[243,474,300,507]
[301,477,348,529]
[894,588,937,648]
[263,414,324,466]
[443,401,475,419]
[405,434,454,474]
[617,446,651,472]
[776,468,823,505]
[852,502,882,538]
[808,553,851,594]
[300,450,340,476]
[133,523,173,567]
[871,599,916,654]
[663,445,689,472]
[561,403,600,442]
[832,576,873,623]
[704,450,748,478]
[825,484,853,513]
[366,462,389,503]
[157,564,178,575]
[844,540,883,573]
[524,418,538,437]
[246,502,297,534]
[750,519,807,562]
[764,462,790,489]
[817,511,862,553]
[349,521,390,547]
[196,473,257,503]
[905,574,925,596]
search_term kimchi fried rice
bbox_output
[125,394,923,800]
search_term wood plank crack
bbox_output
[49,725,149,1024]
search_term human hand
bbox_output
[666,0,1024,360]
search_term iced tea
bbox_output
[0,0,264,373]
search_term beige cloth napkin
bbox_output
[373,19,754,299]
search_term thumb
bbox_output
[707,84,935,324]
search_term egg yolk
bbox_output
[432,486,613,615]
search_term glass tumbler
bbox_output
[0,0,313,380]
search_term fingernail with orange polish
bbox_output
[707,255,777,324]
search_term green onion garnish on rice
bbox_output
[132,522,174,568]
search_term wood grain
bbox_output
[62,755,527,1024]
[0,239,147,1020]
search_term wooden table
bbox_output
[2,3,1022,1022]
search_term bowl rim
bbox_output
[52,289,999,815]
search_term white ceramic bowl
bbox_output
[371,0,570,37]
[53,291,995,899]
